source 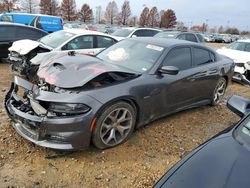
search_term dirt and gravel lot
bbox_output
[0,43,248,187]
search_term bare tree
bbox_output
[218,25,224,33]
[129,16,137,26]
[161,9,177,28]
[60,0,77,21]
[105,1,118,25]
[40,0,60,16]
[79,3,93,23]
[139,6,149,27]
[0,0,17,12]
[118,0,131,25]
[17,0,39,13]
[159,10,165,28]
[147,6,159,27]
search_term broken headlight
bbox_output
[49,103,90,115]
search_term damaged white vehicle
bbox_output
[8,29,120,80]
[217,40,250,84]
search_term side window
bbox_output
[16,28,32,38]
[196,34,205,43]
[133,30,145,37]
[141,30,158,37]
[193,47,212,66]
[1,15,13,22]
[64,35,94,50]
[177,34,185,40]
[150,30,160,36]
[0,26,16,40]
[96,36,116,48]
[163,47,192,70]
[245,44,250,52]
[210,52,216,62]
[186,34,197,42]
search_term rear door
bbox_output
[0,25,17,58]
[190,47,220,100]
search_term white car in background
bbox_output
[111,27,161,40]
[8,29,121,78]
[217,40,250,84]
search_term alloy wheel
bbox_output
[100,107,133,146]
[213,78,226,104]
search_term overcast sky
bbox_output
[73,0,249,30]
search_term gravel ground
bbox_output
[0,43,247,187]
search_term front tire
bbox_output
[92,102,136,149]
[211,77,227,106]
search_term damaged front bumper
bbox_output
[8,51,27,75]
[4,76,96,150]
[233,63,250,85]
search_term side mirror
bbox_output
[131,34,137,38]
[158,66,179,75]
[227,95,250,117]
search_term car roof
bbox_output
[0,22,47,33]
[118,27,161,31]
[2,12,60,18]
[129,37,202,48]
[63,28,116,37]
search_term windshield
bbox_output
[154,31,180,38]
[38,30,76,48]
[96,40,165,73]
[228,42,250,52]
[112,28,134,37]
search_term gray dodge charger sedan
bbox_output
[4,38,234,150]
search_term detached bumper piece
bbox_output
[233,65,250,85]
[4,76,91,150]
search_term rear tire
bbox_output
[211,77,227,106]
[92,102,136,149]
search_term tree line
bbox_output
[0,0,177,28]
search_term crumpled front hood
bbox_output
[37,53,138,88]
[9,39,52,55]
[217,48,250,63]
[165,135,250,188]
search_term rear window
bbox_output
[155,31,180,38]
[0,25,16,40]
[112,29,133,37]
[16,27,45,39]
[193,48,213,66]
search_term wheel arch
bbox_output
[93,96,141,130]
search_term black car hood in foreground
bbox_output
[156,133,250,188]
[37,53,139,89]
